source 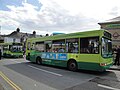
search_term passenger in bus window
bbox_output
[72,46,78,53]
[46,44,52,52]
[58,45,64,53]
[94,41,99,53]
[58,48,64,53]
[88,42,94,53]
[68,43,74,53]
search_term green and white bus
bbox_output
[0,42,23,58]
[26,30,113,71]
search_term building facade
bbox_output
[0,28,40,53]
[98,16,120,47]
[0,28,38,43]
[4,37,20,43]
[0,36,4,43]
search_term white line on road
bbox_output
[5,59,23,63]
[27,65,63,77]
[10,60,22,63]
[98,84,120,90]
[7,59,28,63]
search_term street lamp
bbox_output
[0,26,1,35]
[0,20,1,35]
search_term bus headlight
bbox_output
[100,63,107,66]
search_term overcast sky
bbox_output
[0,0,120,35]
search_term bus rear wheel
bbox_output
[68,60,77,71]
[36,57,42,65]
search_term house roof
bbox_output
[98,16,120,24]
[1,31,39,38]
[7,31,22,38]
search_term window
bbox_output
[27,42,31,50]
[102,38,112,57]
[31,43,35,50]
[66,38,79,53]
[3,45,9,51]
[11,45,22,52]
[13,38,16,43]
[35,42,45,52]
[45,41,52,52]
[80,37,99,54]
[52,39,65,53]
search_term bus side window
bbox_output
[27,42,31,50]
[52,39,65,53]
[66,38,79,53]
[45,41,52,52]
[46,44,52,52]
[35,42,45,52]
[80,37,99,54]
[31,43,35,50]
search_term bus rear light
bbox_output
[100,63,107,66]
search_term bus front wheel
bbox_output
[36,57,42,65]
[67,60,77,71]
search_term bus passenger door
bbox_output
[79,36,100,70]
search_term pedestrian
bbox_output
[114,46,120,66]
[113,46,117,65]
[0,49,1,60]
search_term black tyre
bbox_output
[68,60,77,71]
[36,57,42,65]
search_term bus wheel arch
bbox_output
[36,56,42,65]
[67,59,78,71]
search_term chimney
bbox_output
[16,28,20,32]
[33,31,36,37]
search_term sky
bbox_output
[0,0,120,35]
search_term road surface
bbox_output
[0,58,120,90]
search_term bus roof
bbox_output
[27,29,108,42]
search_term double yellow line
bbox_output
[0,71,22,90]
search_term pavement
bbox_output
[0,83,4,90]
[109,65,120,71]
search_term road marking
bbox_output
[0,71,22,90]
[34,84,37,87]
[28,65,63,77]
[8,59,23,63]
[11,60,20,63]
[98,84,120,90]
